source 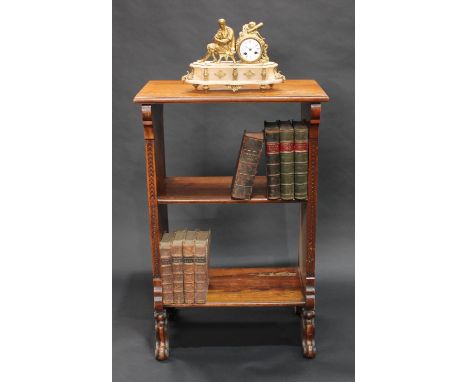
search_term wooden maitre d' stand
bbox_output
[133,80,329,360]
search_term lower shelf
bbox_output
[164,267,305,308]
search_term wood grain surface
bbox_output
[136,79,328,360]
[158,176,301,204]
[134,79,329,104]
[164,267,305,307]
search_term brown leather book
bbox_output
[171,229,187,304]
[194,230,211,304]
[160,232,175,304]
[182,230,197,304]
[231,131,264,200]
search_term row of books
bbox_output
[230,120,309,200]
[160,230,211,304]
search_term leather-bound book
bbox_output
[182,230,197,304]
[159,232,175,304]
[194,230,211,304]
[293,120,309,200]
[171,229,187,304]
[231,131,264,200]
[279,121,295,200]
[264,121,281,199]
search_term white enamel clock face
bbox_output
[239,38,262,63]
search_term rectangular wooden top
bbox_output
[134,79,329,104]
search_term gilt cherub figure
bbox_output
[239,21,269,62]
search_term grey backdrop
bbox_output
[113,1,354,381]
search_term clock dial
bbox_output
[239,38,262,63]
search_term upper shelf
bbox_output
[158,176,300,204]
[133,79,329,104]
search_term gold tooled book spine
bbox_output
[231,132,264,200]
[279,121,294,200]
[171,229,187,304]
[160,232,175,304]
[293,120,309,200]
[264,121,281,200]
[182,230,197,304]
[194,230,210,303]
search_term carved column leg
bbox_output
[154,310,169,361]
[142,104,169,360]
[298,102,321,359]
[301,309,316,358]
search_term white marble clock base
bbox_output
[181,61,285,92]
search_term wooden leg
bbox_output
[142,105,170,360]
[301,309,316,358]
[154,310,169,361]
[298,103,321,359]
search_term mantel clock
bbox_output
[182,19,285,91]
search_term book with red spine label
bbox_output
[279,120,294,200]
[293,120,309,200]
[264,121,281,199]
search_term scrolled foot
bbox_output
[155,311,169,361]
[301,309,316,359]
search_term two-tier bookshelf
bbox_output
[133,79,329,360]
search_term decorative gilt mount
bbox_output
[181,19,285,92]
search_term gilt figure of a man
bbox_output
[199,19,236,63]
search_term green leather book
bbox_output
[293,120,309,200]
[264,121,280,199]
[279,120,294,200]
